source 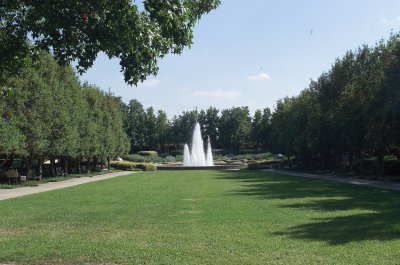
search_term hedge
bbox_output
[122,154,169,163]
[110,161,156,171]
[247,159,282,169]
[137,151,158,156]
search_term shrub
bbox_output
[137,151,158,156]
[164,155,176,162]
[247,159,282,169]
[123,153,172,163]
[122,154,147,163]
[110,161,156,171]
[233,152,274,161]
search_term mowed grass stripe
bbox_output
[0,170,399,264]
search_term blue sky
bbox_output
[79,0,400,118]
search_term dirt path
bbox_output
[264,169,400,191]
[0,171,134,201]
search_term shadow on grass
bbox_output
[215,170,400,245]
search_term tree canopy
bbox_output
[0,51,129,175]
[0,0,220,85]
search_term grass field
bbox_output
[0,170,399,264]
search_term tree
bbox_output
[0,90,26,161]
[101,92,130,169]
[144,107,158,150]
[0,0,220,85]
[219,107,252,151]
[251,108,272,150]
[199,107,220,148]
[126,99,146,152]
[155,110,169,152]
[169,110,198,146]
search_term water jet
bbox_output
[157,122,242,170]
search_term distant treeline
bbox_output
[0,52,129,176]
[122,34,400,176]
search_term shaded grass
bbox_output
[0,170,399,264]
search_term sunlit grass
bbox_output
[0,170,399,264]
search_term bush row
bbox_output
[110,161,156,171]
[214,152,274,162]
[137,151,159,156]
[247,160,282,169]
[122,154,176,163]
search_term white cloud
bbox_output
[139,79,161,87]
[380,16,400,25]
[247,72,271,81]
[193,89,242,100]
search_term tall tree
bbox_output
[144,107,158,150]
[155,110,169,152]
[219,107,251,151]
[126,99,146,152]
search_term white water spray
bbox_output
[183,122,214,166]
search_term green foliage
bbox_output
[137,151,158,156]
[175,155,183,162]
[126,99,146,152]
[110,161,156,171]
[0,52,130,175]
[232,152,274,161]
[163,155,176,163]
[122,154,147,163]
[247,159,282,169]
[122,153,173,164]
[219,107,252,151]
[1,0,220,85]
[268,33,400,175]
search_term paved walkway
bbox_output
[264,169,400,191]
[0,171,134,201]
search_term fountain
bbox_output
[157,122,241,170]
[183,122,214,166]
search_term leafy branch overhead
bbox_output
[0,0,220,85]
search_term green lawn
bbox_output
[0,170,399,264]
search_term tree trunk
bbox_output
[87,158,91,173]
[64,159,68,175]
[38,156,43,178]
[107,156,110,171]
[24,157,33,172]
[50,158,55,177]
[93,157,98,172]
[348,151,353,171]
[78,159,82,174]
[287,155,292,169]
